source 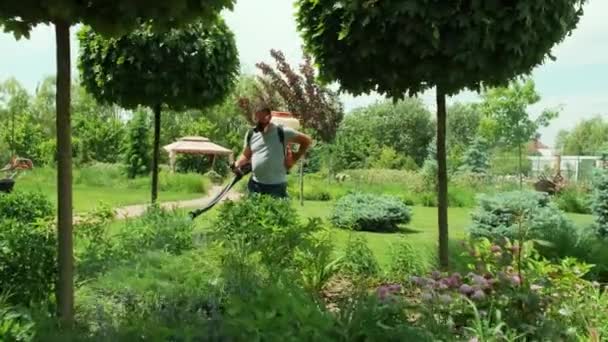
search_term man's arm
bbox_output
[235,146,252,168]
[287,131,313,167]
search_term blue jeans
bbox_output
[247,177,288,198]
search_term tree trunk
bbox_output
[55,20,74,327]
[518,143,523,189]
[151,104,161,203]
[436,87,449,269]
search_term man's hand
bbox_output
[286,132,313,169]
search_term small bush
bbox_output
[303,187,332,201]
[419,192,437,207]
[0,220,56,306]
[341,235,380,278]
[591,169,608,237]
[74,203,117,279]
[205,170,223,185]
[117,206,195,257]
[555,185,591,214]
[387,238,430,280]
[468,191,582,260]
[0,190,53,224]
[331,192,412,232]
[448,186,476,208]
[213,195,322,270]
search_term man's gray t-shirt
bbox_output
[245,124,297,184]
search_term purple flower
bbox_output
[471,290,486,301]
[510,275,521,286]
[438,294,452,304]
[438,283,449,290]
[511,245,520,254]
[491,245,502,253]
[378,287,389,300]
[421,292,434,302]
[431,271,442,280]
[388,284,402,293]
[472,275,488,288]
[459,284,474,295]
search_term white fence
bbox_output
[527,155,602,182]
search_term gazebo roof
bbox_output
[163,136,233,155]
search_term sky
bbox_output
[1,0,607,146]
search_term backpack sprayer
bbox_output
[188,111,300,220]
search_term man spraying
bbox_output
[233,106,312,198]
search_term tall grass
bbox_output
[20,163,210,194]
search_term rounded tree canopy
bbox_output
[0,0,234,38]
[77,17,239,110]
[295,0,586,98]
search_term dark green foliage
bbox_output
[342,235,380,278]
[459,137,489,174]
[0,298,36,341]
[331,192,412,232]
[0,220,56,306]
[118,206,195,256]
[124,109,151,178]
[78,18,239,112]
[591,169,608,237]
[468,191,584,260]
[555,186,592,214]
[556,115,608,155]
[0,0,235,39]
[295,0,586,98]
[331,99,434,171]
[213,195,321,270]
[0,190,53,224]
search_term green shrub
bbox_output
[468,191,583,260]
[0,296,36,341]
[555,185,591,214]
[341,235,380,278]
[294,230,342,293]
[74,203,117,279]
[448,185,476,208]
[387,238,430,280]
[0,190,53,224]
[331,192,412,232]
[419,192,437,207]
[0,220,56,306]
[117,206,194,257]
[213,195,322,270]
[205,170,223,185]
[591,169,608,237]
[303,186,332,201]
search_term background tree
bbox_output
[0,0,234,324]
[0,78,31,158]
[447,102,482,171]
[124,109,151,179]
[295,0,586,268]
[480,79,558,187]
[555,116,608,155]
[78,17,239,203]
[458,136,489,175]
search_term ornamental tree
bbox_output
[481,79,558,188]
[78,18,239,203]
[296,0,586,268]
[0,0,234,324]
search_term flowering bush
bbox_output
[468,191,584,260]
[401,238,607,340]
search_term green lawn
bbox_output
[17,182,204,213]
[190,199,595,269]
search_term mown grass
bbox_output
[15,163,212,213]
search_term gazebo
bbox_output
[163,136,234,172]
